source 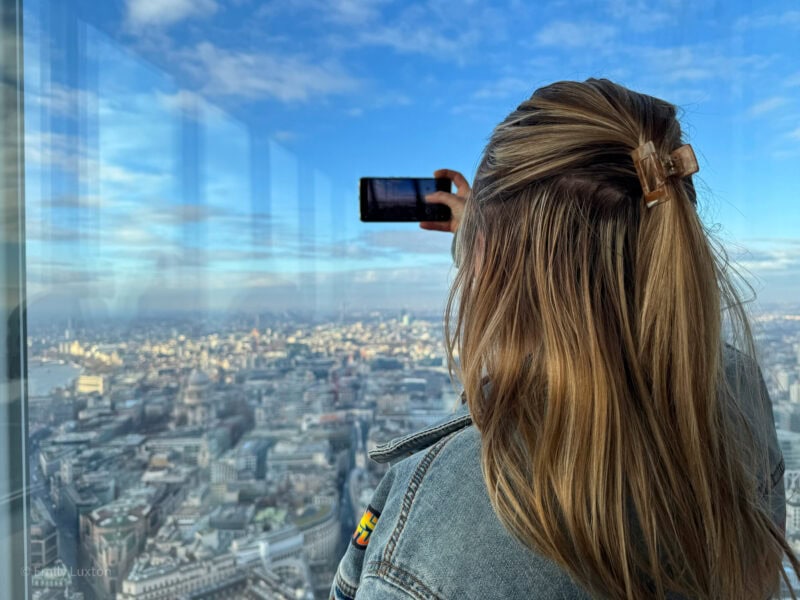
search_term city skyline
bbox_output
[22,0,800,321]
[22,307,800,598]
[25,308,463,598]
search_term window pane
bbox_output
[13,0,800,598]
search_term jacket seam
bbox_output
[369,415,472,459]
[772,456,785,488]
[335,568,357,599]
[382,428,461,565]
[371,415,471,452]
[365,560,445,600]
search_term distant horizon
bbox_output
[24,298,800,328]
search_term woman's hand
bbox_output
[420,168,470,234]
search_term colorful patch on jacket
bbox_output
[351,504,381,550]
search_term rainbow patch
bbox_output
[351,504,381,549]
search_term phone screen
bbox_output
[360,177,451,222]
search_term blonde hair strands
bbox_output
[444,79,800,599]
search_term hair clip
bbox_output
[631,141,699,208]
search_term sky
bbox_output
[20,0,800,320]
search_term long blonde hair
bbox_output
[445,78,800,599]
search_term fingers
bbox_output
[423,190,462,211]
[419,221,451,232]
[421,168,469,235]
[434,169,471,197]
[423,191,462,234]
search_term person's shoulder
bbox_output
[355,401,590,599]
[367,401,474,468]
[720,342,771,423]
[720,342,785,521]
[721,341,761,375]
[331,406,476,600]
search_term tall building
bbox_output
[791,382,800,404]
[29,498,58,570]
[779,430,800,471]
[80,494,153,598]
[174,369,215,427]
[777,369,791,393]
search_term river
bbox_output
[27,361,82,397]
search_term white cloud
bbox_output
[789,127,800,141]
[605,0,673,31]
[113,226,160,246]
[734,10,800,31]
[25,131,84,171]
[733,241,800,273]
[342,92,412,117]
[327,0,389,24]
[637,47,711,82]
[312,0,390,25]
[354,270,379,283]
[355,24,480,57]
[747,97,790,117]
[359,230,452,255]
[182,42,360,102]
[126,0,217,29]
[24,129,171,197]
[26,82,98,117]
[632,46,774,85]
[156,89,208,114]
[321,1,506,63]
[257,0,389,25]
[535,21,617,48]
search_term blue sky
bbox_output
[22,0,800,318]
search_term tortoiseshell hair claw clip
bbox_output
[631,140,699,209]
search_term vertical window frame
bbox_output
[0,0,29,598]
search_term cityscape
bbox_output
[25,309,461,599]
[9,0,799,598]
[23,304,800,599]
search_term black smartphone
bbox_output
[360,177,452,222]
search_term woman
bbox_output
[331,79,798,599]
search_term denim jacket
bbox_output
[330,345,786,599]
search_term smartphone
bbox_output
[360,177,452,222]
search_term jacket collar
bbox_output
[367,401,473,465]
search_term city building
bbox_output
[791,382,800,404]
[779,430,800,471]
[174,370,216,428]
[30,498,59,570]
[31,560,84,600]
[267,439,331,477]
[76,375,106,396]
[80,494,154,598]
[119,551,237,600]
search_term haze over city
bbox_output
[12,0,800,598]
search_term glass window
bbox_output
[1,0,798,598]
